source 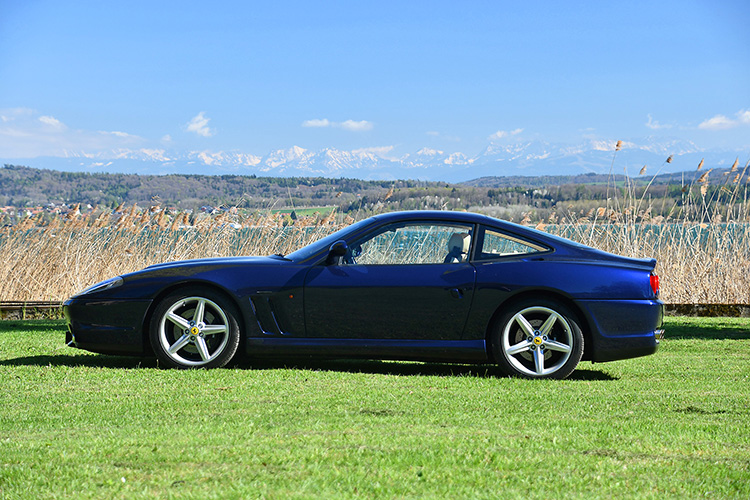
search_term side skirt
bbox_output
[245,338,489,363]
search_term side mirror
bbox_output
[326,240,348,265]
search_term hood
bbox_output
[143,254,289,272]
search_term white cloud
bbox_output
[352,146,395,157]
[1,107,33,123]
[699,109,750,130]
[38,115,66,130]
[339,119,373,132]
[0,108,145,158]
[301,118,373,132]
[302,118,331,128]
[100,130,137,138]
[489,128,523,141]
[186,112,215,137]
[699,114,734,130]
[645,114,672,130]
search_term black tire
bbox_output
[149,287,241,369]
[491,299,584,379]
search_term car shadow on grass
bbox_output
[236,358,618,380]
[0,353,160,369]
[0,353,617,380]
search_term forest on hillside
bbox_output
[1,163,746,223]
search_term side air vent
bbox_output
[250,294,289,335]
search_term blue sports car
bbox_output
[64,210,663,379]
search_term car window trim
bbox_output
[471,224,553,262]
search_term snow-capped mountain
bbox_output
[7,138,745,182]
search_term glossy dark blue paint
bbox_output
[303,263,475,339]
[64,298,151,355]
[64,210,663,367]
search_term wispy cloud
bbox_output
[302,118,373,131]
[489,128,523,141]
[101,130,139,139]
[698,109,750,130]
[186,112,215,137]
[352,146,395,158]
[339,120,373,132]
[302,118,331,128]
[0,108,144,158]
[699,114,735,130]
[38,115,67,130]
[0,107,33,123]
[645,114,672,130]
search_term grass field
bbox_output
[1,317,749,499]
[271,207,337,217]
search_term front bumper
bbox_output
[64,297,153,356]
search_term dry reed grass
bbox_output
[544,151,750,304]
[0,209,344,302]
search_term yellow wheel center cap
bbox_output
[190,326,200,335]
[533,336,543,346]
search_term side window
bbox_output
[477,227,547,260]
[351,223,472,265]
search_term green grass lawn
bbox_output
[1,317,748,499]
[270,206,336,217]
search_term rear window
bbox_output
[475,227,548,260]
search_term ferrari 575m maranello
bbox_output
[64,210,663,379]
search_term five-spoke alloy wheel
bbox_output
[149,287,241,368]
[492,299,584,379]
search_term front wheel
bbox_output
[491,299,584,379]
[149,287,241,369]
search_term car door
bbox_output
[303,222,476,340]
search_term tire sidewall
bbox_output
[149,287,241,369]
[491,298,584,379]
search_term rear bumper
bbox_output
[578,299,663,362]
[63,297,152,355]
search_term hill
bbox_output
[1,163,745,222]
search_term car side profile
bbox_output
[64,210,663,379]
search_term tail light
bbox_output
[650,273,660,297]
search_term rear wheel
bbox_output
[149,287,240,369]
[491,299,584,379]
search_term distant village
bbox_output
[0,202,239,223]
[0,201,336,230]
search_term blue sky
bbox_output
[1,0,748,162]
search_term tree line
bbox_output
[1,164,744,223]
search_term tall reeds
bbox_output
[541,147,750,304]
[0,208,344,302]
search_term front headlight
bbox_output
[74,276,124,297]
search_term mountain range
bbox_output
[4,137,746,182]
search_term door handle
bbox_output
[449,288,464,299]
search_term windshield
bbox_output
[285,218,375,262]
